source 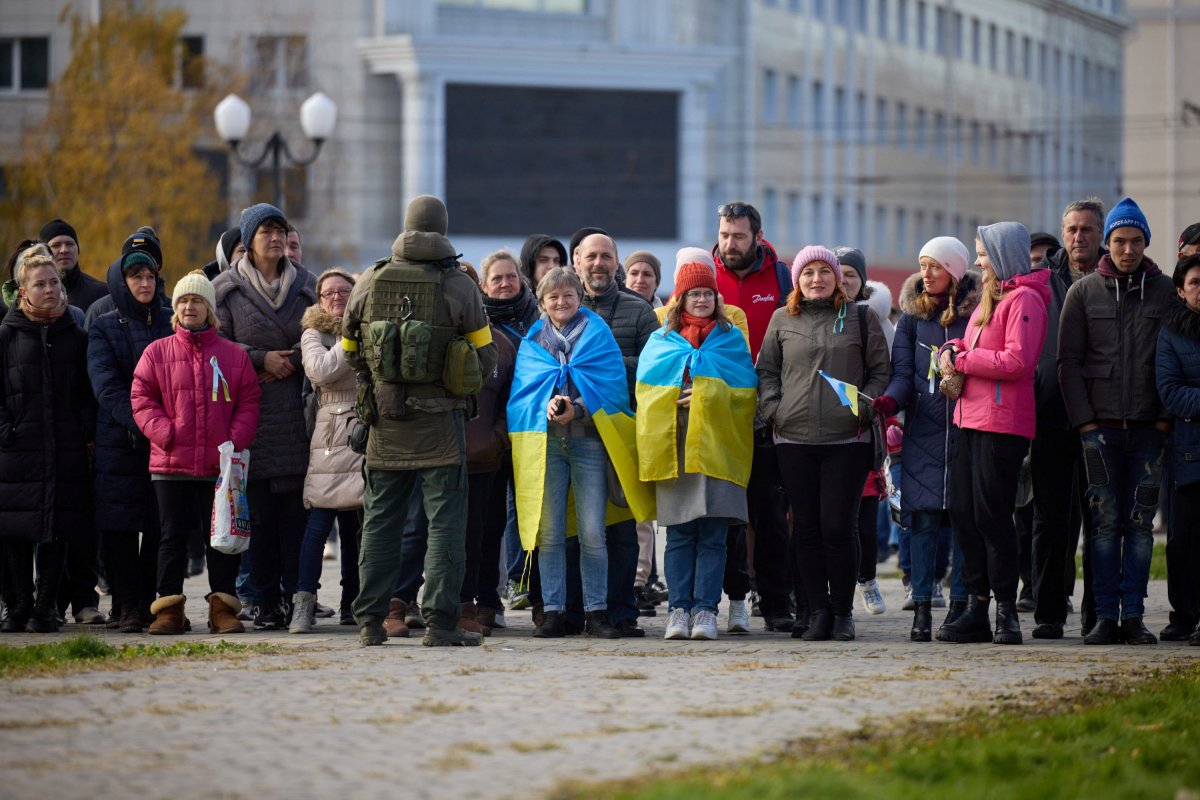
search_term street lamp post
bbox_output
[213,91,338,213]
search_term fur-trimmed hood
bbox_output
[863,280,893,324]
[898,269,981,323]
[1163,296,1200,343]
[301,304,343,336]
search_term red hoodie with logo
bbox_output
[712,239,790,361]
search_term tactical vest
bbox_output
[358,258,480,417]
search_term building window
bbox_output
[875,96,888,145]
[787,191,802,246]
[787,75,801,128]
[970,17,980,65]
[789,0,802,11]
[877,0,888,38]
[875,205,888,256]
[180,35,205,89]
[1022,35,1032,79]
[897,0,908,43]
[857,0,869,33]
[812,80,825,132]
[813,0,827,19]
[895,101,908,148]
[933,111,945,156]
[0,37,49,91]
[763,188,778,236]
[253,35,308,91]
[986,123,997,168]
[895,208,909,256]
[855,91,866,143]
[915,107,926,152]
[1006,30,1016,77]
[934,6,946,54]
[914,210,926,253]
[811,194,824,243]
[438,0,587,10]
[988,23,998,71]
[917,1,927,49]
[834,87,847,138]
[933,211,944,236]
[763,69,779,125]
[1039,42,1047,84]
[834,198,847,245]
[953,12,963,58]
[953,115,963,161]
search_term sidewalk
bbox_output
[0,574,1195,800]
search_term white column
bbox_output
[400,71,445,202]
[679,85,709,245]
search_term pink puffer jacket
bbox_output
[132,325,261,477]
[945,269,1050,440]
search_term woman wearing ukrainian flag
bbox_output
[507,267,651,639]
[757,245,892,642]
[636,255,757,641]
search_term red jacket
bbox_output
[713,239,790,361]
[132,325,261,477]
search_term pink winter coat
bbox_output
[132,325,261,477]
[944,269,1050,440]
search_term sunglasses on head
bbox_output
[717,203,753,218]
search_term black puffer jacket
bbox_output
[1058,254,1175,427]
[0,307,95,543]
[61,263,108,314]
[580,281,657,407]
[213,258,317,483]
[87,258,173,533]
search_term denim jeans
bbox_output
[664,517,728,613]
[1079,425,1165,621]
[297,507,360,604]
[909,510,946,602]
[503,478,523,583]
[537,435,608,612]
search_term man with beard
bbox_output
[712,201,796,633]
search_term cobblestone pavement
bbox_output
[0,568,1196,800]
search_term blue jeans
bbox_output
[503,481,523,583]
[537,435,608,612]
[297,508,360,602]
[664,517,728,613]
[1080,426,1165,621]
[909,511,957,602]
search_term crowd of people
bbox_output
[2,193,1199,648]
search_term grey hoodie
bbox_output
[978,222,1032,283]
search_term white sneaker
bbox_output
[902,581,916,611]
[727,598,750,633]
[931,581,947,608]
[323,541,336,560]
[690,609,718,640]
[664,607,690,640]
[492,609,507,629]
[858,580,886,615]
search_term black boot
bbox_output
[0,592,30,633]
[831,613,855,641]
[910,601,932,642]
[801,608,832,641]
[1120,617,1157,645]
[936,596,992,643]
[938,599,967,635]
[532,610,566,638]
[790,610,811,639]
[993,600,1023,644]
[1083,617,1120,645]
[584,610,620,639]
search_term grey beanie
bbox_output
[834,247,868,298]
[404,195,449,235]
[623,250,661,285]
[239,203,287,253]
[977,221,1032,283]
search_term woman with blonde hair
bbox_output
[935,223,1050,645]
[0,250,94,632]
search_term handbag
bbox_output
[210,441,252,555]
[939,371,965,400]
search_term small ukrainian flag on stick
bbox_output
[818,369,873,416]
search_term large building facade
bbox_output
[1,0,1130,288]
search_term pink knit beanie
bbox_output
[791,245,841,288]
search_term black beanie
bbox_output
[121,226,163,269]
[218,227,241,263]
[569,227,610,264]
[39,218,78,247]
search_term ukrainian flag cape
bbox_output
[508,307,655,552]
[635,323,757,486]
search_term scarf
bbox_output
[482,287,538,331]
[678,311,718,350]
[537,310,589,365]
[238,256,296,311]
[20,294,68,324]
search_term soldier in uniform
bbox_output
[343,195,497,646]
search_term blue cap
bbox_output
[239,203,287,255]
[1104,197,1151,246]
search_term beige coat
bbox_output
[300,306,364,510]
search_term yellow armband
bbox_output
[342,336,358,352]
[465,326,492,349]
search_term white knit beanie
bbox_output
[918,237,971,283]
[172,270,216,311]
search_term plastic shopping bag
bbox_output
[211,441,251,555]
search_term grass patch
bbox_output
[557,663,1200,800]
[0,634,277,676]
[1076,540,1166,580]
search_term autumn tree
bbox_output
[0,2,231,287]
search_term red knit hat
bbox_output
[673,261,718,299]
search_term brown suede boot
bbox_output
[148,595,186,635]
[459,602,490,636]
[208,593,245,634]
[382,598,410,638]
[475,606,498,631]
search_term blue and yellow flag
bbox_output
[507,308,655,552]
[818,369,860,415]
[635,324,757,486]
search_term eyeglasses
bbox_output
[684,289,715,301]
[320,289,351,300]
[717,203,753,218]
